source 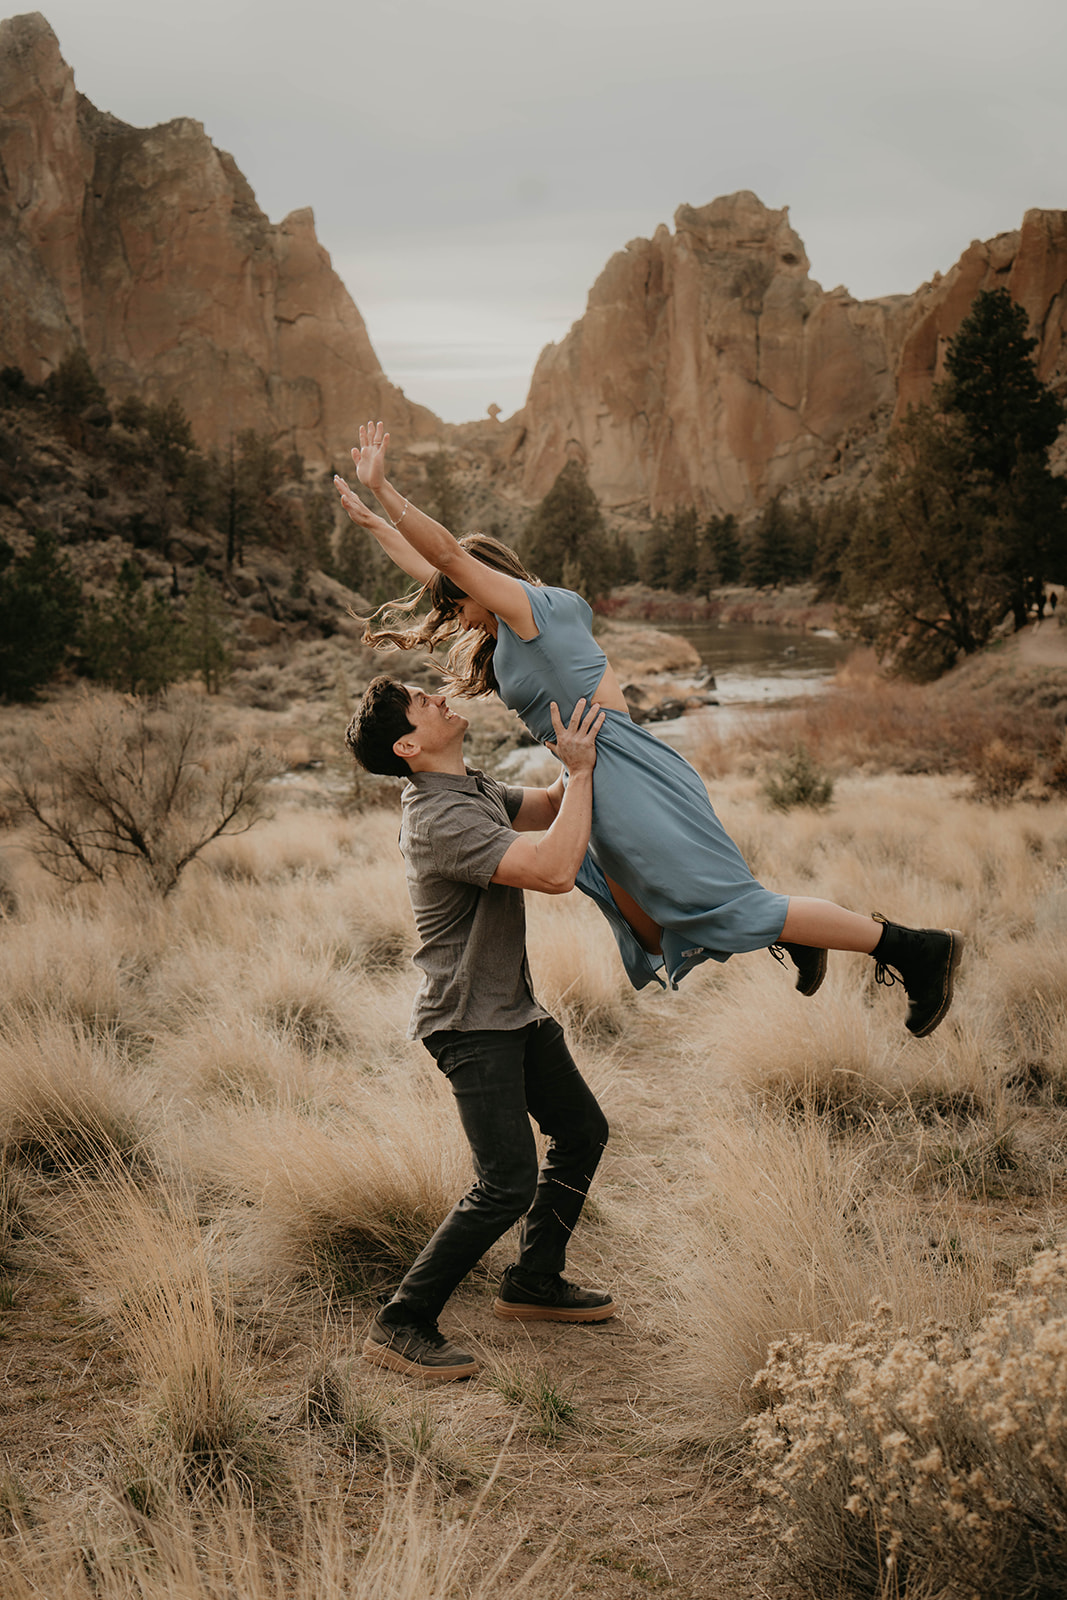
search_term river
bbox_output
[658,620,852,706]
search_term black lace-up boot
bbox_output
[770,941,828,998]
[870,917,963,1037]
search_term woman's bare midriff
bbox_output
[590,661,631,715]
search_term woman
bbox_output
[335,423,962,1036]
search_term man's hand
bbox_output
[352,419,389,497]
[544,698,605,776]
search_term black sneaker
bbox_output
[770,940,828,998]
[362,1309,478,1381]
[493,1266,615,1323]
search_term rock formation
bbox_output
[0,12,440,464]
[3,12,1065,514]
[508,193,1067,517]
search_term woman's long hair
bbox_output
[361,534,539,698]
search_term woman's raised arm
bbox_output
[336,422,535,636]
[333,474,437,586]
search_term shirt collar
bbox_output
[404,767,488,796]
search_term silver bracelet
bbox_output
[393,499,410,529]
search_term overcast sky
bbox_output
[27,0,1067,423]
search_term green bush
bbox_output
[762,744,834,811]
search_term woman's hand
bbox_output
[333,475,391,534]
[352,419,389,497]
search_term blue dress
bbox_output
[493,583,789,990]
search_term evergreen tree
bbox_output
[183,570,233,694]
[639,515,673,588]
[744,496,791,587]
[145,397,196,488]
[0,532,83,699]
[424,452,464,530]
[941,287,1067,626]
[706,514,742,585]
[45,348,106,415]
[609,531,638,586]
[83,559,186,695]
[942,288,1065,480]
[523,460,612,599]
[839,406,1008,679]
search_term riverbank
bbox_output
[598,582,838,633]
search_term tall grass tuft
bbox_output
[657,1103,995,1436]
[189,1069,473,1299]
[0,1019,155,1175]
[0,1472,564,1598]
[55,1161,282,1505]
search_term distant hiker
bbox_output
[346,679,613,1381]
[335,422,963,1035]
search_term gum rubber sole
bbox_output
[362,1336,478,1382]
[907,930,964,1039]
[492,1298,616,1323]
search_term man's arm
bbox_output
[510,772,565,833]
[491,701,602,894]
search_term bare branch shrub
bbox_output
[5,692,280,896]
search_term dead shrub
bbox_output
[5,691,280,896]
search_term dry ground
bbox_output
[2,648,1067,1598]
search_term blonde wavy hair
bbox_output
[361,534,539,698]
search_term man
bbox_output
[345,675,612,1381]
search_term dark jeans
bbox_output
[389,1017,609,1323]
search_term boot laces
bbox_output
[768,943,787,967]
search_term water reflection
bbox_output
[658,621,852,706]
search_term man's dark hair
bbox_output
[346,675,415,777]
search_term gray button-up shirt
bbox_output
[400,768,549,1040]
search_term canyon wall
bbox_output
[3,12,1065,514]
[0,12,441,465]
[507,194,1067,516]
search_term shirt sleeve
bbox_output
[429,794,517,889]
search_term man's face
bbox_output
[400,686,469,758]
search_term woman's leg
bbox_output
[779,897,881,953]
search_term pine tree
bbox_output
[942,288,1065,481]
[839,405,1008,679]
[0,532,83,699]
[424,452,463,530]
[941,287,1067,626]
[83,559,186,695]
[183,570,233,694]
[707,514,742,585]
[523,460,612,600]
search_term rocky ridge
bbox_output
[497,193,1067,518]
[0,12,440,468]
[2,12,1066,523]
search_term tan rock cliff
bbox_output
[0,12,441,464]
[509,192,1067,517]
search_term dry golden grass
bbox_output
[2,676,1067,1596]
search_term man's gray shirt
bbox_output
[400,768,549,1040]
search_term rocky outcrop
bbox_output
[895,210,1067,418]
[509,193,1067,517]
[0,12,440,464]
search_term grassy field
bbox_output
[2,646,1067,1599]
